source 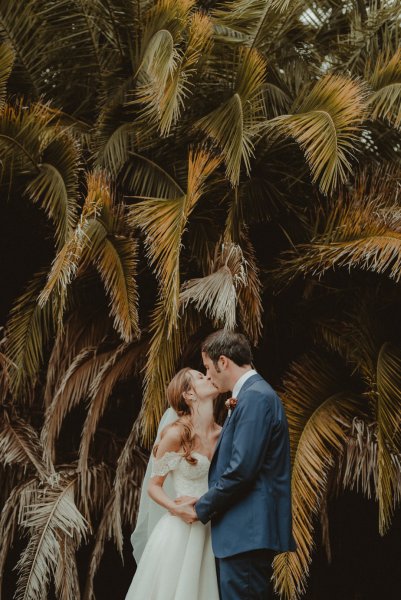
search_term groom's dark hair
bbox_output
[202,330,253,367]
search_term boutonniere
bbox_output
[225,397,237,418]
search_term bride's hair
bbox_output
[155,367,197,465]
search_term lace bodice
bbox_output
[151,451,210,497]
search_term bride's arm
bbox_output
[147,425,182,513]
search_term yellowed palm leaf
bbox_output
[195,47,267,185]
[0,43,14,107]
[273,392,360,599]
[368,48,401,129]
[376,342,401,534]
[265,75,368,194]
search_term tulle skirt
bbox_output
[125,513,219,600]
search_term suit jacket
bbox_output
[195,373,296,558]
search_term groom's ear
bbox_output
[219,355,229,370]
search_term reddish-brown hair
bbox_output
[154,367,197,464]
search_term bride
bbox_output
[126,367,222,600]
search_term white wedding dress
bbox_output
[125,451,219,600]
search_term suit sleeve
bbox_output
[195,389,274,524]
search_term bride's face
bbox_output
[188,370,218,401]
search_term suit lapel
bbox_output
[210,373,263,465]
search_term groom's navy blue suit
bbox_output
[195,373,295,599]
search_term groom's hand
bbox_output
[170,496,198,523]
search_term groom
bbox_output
[175,330,296,599]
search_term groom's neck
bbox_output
[228,364,252,394]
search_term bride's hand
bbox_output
[174,495,198,505]
[170,496,198,523]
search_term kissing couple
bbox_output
[126,330,296,599]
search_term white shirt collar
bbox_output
[232,369,257,398]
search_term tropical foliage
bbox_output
[0,1,400,599]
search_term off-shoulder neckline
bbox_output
[154,450,211,464]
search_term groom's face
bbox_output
[202,352,229,393]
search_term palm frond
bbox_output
[135,10,213,135]
[78,343,144,507]
[180,242,247,330]
[38,171,106,309]
[15,479,88,600]
[43,308,111,408]
[368,48,401,129]
[111,418,147,556]
[41,346,115,465]
[195,47,266,185]
[274,167,401,284]
[273,392,360,600]
[0,479,37,599]
[54,533,81,600]
[376,342,401,534]
[26,130,81,249]
[0,412,48,479]
[339,418,401,507]
[83,494,115,600]
[128,148,220,322]
[264,75,368,194]
[0,42,13,107]
[84,212,140,342]
[6,272,56,401]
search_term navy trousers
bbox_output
[215,549,276,600]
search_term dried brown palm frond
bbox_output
[367,46,401,130]
[0,412,48,479]
[273,166,401,285]
[263,75,368,194]
[54,532,81,600]
[41,345,116,465]
[273,392,361,600]
[376,342,401,534]
[39,171,140,342]
[0,479,37,600]
[44,308,111,408]
[195,46,267,186]
[180,242,247,331]
[15,478,88,600]
[235,232,263,345]
[77,342,146,507]
[339,417,401,506]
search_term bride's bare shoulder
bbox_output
[155,422,184,457]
